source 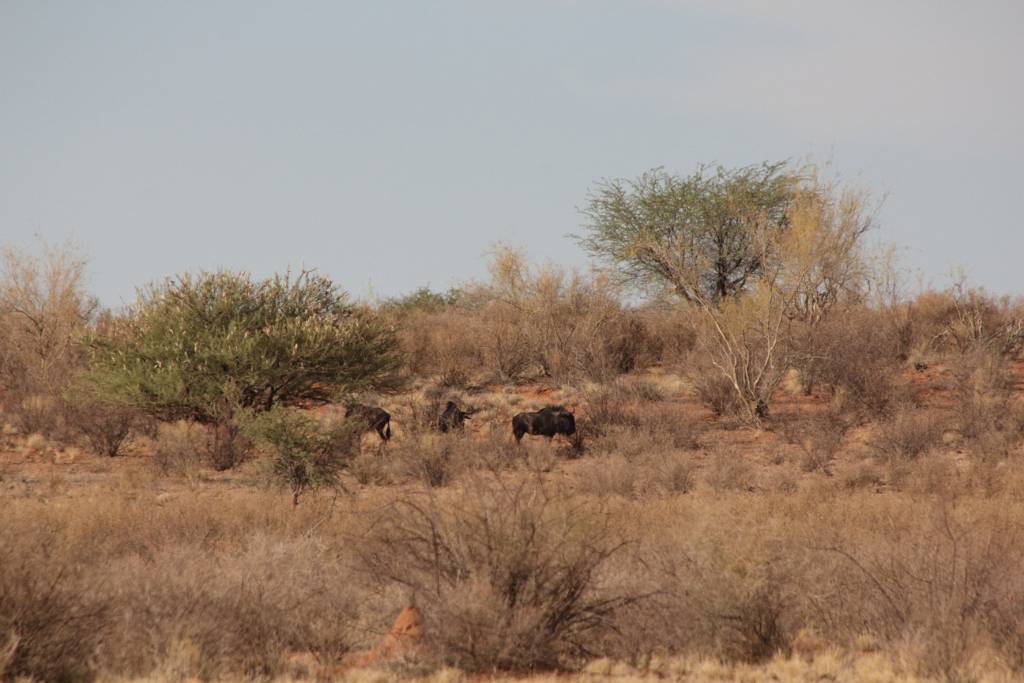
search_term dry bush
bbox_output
[780,409,850,475]
[63,393,139,457]
[582,379,671,424]
[811,500,1024,681]
[0,527,109,683]
[481,248,654,383]
[692,371,740,417]
[894,283,1024,366]
[840,461,886,491]
[690,286,794,423]
[575,453,697,499]
[0,491,366,681]
[151,420,209,479]
[386,428,526,488]
[795,306,906,418]
[7,394,64,438]
[637,305,698,367]
[703,448,756,492]
[398,309,486,386]
[357,477,635,672]
[949,349,1024,459]
[633,502,802,664]
[103,538,358,679]
[391,435,462,488]
[932,282,1024,357]
[614,376,666,403]
[398,248,653,385]
[870,408,944,463]
[580,383,642,437]
[582,383,701,454]
[637,406,703,451]
[0,241,95,441]
[148,419,252,475]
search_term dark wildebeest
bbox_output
[512,405,576,443]
[345,404,392,442]
[437,401,475,433]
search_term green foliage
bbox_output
[241,407,357,504]
[381,286,463,316]
[85,270,401,425]
[578,162,795,303]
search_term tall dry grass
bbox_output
[5,457,1024,681]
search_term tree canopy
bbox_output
[86,270,401,425]
[578,162,796,304]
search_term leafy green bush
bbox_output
[242,408,358,504]
[85,270,400,466]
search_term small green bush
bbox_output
[242,408,358,504]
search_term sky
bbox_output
[1,1,1021,308]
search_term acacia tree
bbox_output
[579,163,795,304]
[579,163,874,422]
[86,270,401,467]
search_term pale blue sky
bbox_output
[2,1,1021,307]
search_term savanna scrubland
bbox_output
[3,163,1024,683]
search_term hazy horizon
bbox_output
[2,1,1022,307]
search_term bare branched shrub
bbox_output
[703,448,756,492]
[105,540,358,679]
[794,306,905,417]
[817,502,1024,681]
[950,349,1024,459]
[0,240,95,439]
[638,305,698,367]
[692,371,740,417]
[397,309,485,386]
[870,408,944,463]
[692,282,794,423]
[937,279,1024,357]
[575,453,697,499]
[63,390,139,457]
[152,420,209,479]
[0,533,109,683]
[357,477,635,671]
[393,437,461,488]
[781,409,850,475]
[583,383,702,459]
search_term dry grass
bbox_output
[5,336,1024,682]
[4,451,1024,681]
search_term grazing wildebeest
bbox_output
[512,405,576,443]
[437,401,475,433]
[345,404,392,442]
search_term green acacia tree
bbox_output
[239,406,359,505]
[579,163,874,422]
[578,162,795,304]
[86,269,401,467]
